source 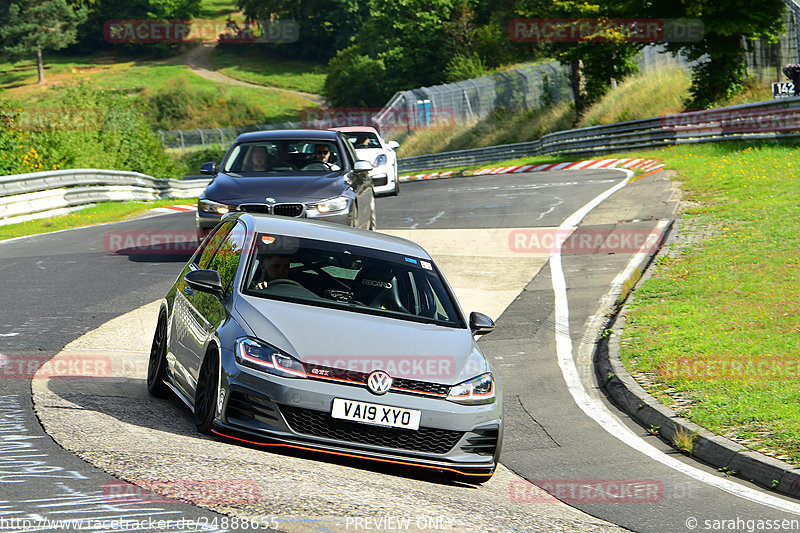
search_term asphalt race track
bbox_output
[2,170,799,533]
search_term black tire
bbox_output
[146,312,170,398]
[194,348,219,434]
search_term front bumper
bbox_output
[371,168,397,195]
[215,348,502,476]
[196,205,351,231]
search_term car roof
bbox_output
[329,126,379,134]
[233,129,342,143]
[231,213,432,259]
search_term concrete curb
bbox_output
[595,221,800,499]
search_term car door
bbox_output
[170,221,238,396]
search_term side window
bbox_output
[207,222,247,294]
[195,220,236,269]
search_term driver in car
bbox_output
[310,143,340,170]
[253,255,291,289]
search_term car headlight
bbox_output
[446,373,495,405]
[235,338,307,378]
[314,196,349,214]
[199,198,233,215]
[373,154,388,168]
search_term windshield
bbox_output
[242,233,464,328]
[344,132,381,149]
[223,140,343,173]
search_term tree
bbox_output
[647,0,785,108]
[236,0,367,61]
[514,0,644,116]
[0,0,87,83]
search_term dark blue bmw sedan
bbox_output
[196,129,376,235]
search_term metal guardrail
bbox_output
[4,97,800,225]
[0,169,211,226]
[397,98,800,172]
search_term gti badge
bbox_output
[367,370,392,395]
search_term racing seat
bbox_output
[353,266,408,313]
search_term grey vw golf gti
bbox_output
[148,213,502,481]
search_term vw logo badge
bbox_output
[265,197,276,204]
[367,370,392,395]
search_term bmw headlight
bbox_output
[373,154,388,168]
[235,338,307,378]
[199,198,233,215]
[314,196,349,214]
[446,373,495,405]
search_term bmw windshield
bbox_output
[242,233,465,328]
[222,140,344,174]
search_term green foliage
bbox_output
[4,84,182,178]
[70,0,202,53]
[323,46,390,107]
[236,0,368,62]
[649,0,786,108]
[174,145,228,176]
[0,103,46,174]
[0,0,87,81]
[143,76,269,129]
[444,52,488,83]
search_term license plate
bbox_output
[331,398,421,430]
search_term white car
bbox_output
[331,126,400,196]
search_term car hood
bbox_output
[235,295,487,385]
[206,173,346,204]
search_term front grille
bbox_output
[372,175,388,187]
[280,404,464,454]
[304,364,450,398]
[226,390,279,425]
[239,204,271,214]
[273,203,304,217]
[460,426,499,456]
[392,378,450,396]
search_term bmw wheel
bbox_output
[146,311,170,398]
[194,348,219,434]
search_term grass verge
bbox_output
[616,142,800,465]
[0,199,190,242]
[210,46,326,94]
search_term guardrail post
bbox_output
[198,129,205,149]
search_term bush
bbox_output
[4,84,182,178]
[444,53,487,83]
[323,46,391,107]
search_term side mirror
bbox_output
[200,161,218,175]
[469,311,495,336]
[185,269,223,296]
[387,140,400,150]
[354,160,373,172]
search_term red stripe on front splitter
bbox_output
[210,430,493,477]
